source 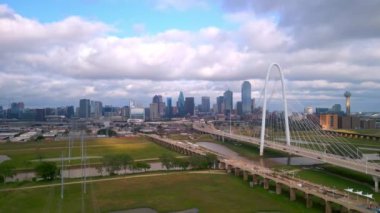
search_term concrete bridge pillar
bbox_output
[243,171,248,181]
[263,178,269,190]
[226,165,232,173]
[252,174,259,185]
[305,194,313,208]
[218,162,226,170]
[275,182,282,195]
[222,136,224,142]
[373,176,379,192]
[340,207,350,213]
[234,168,240,176]
[325,201,332,213]
[289,188,296,201]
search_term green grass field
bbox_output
[297,166,380,201]
[0,172,320,212]
[0,136,181,170]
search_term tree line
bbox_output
[97,154,151,176]
[159,153,218,171]
[0,152,218,183]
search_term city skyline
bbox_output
[0,1,380,111]
[0,84,370,114]
[1,2,380,212]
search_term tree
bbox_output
[174,158,190,170]
[35,135,44,142]
[189,155,208,169]
[134,161,151,172]
[102,155,122,175]
[205,153,218,169]
[35,162,59,181]
[97,128,117,137]
[0,162,14,184]
[118,154,133,174]
[159,153,176,171]
[95,164,104,176]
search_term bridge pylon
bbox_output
[260,63,291,156]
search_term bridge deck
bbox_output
[193,122,380,179]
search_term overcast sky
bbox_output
[0,0,379,112]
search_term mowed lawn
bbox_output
[0,172,319,213]
[0,136,180,169]
[297,167,380,201]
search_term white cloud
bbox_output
[154,0,208,10]
[0,4,379,111]
[132,23,146,35]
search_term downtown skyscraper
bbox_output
[184,97,195,116]
[241,81,252,114]
[177,91,185,116]
[166,97,173,119]
[223,89,233,115]
[79,99,90,118]
[201,96,210,113]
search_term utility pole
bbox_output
[84,132,87,194]
[229,112,232,135]
[61,151,64,199]
[81,131,86,194]
[68,134,71,164]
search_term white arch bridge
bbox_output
[193,63,380,192]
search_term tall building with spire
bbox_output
[241,81,252,114]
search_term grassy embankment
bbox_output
[0,136,181,170]
[0,172,321,212]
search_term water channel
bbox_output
[6,162,179,182]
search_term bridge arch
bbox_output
[260,63,291,156]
